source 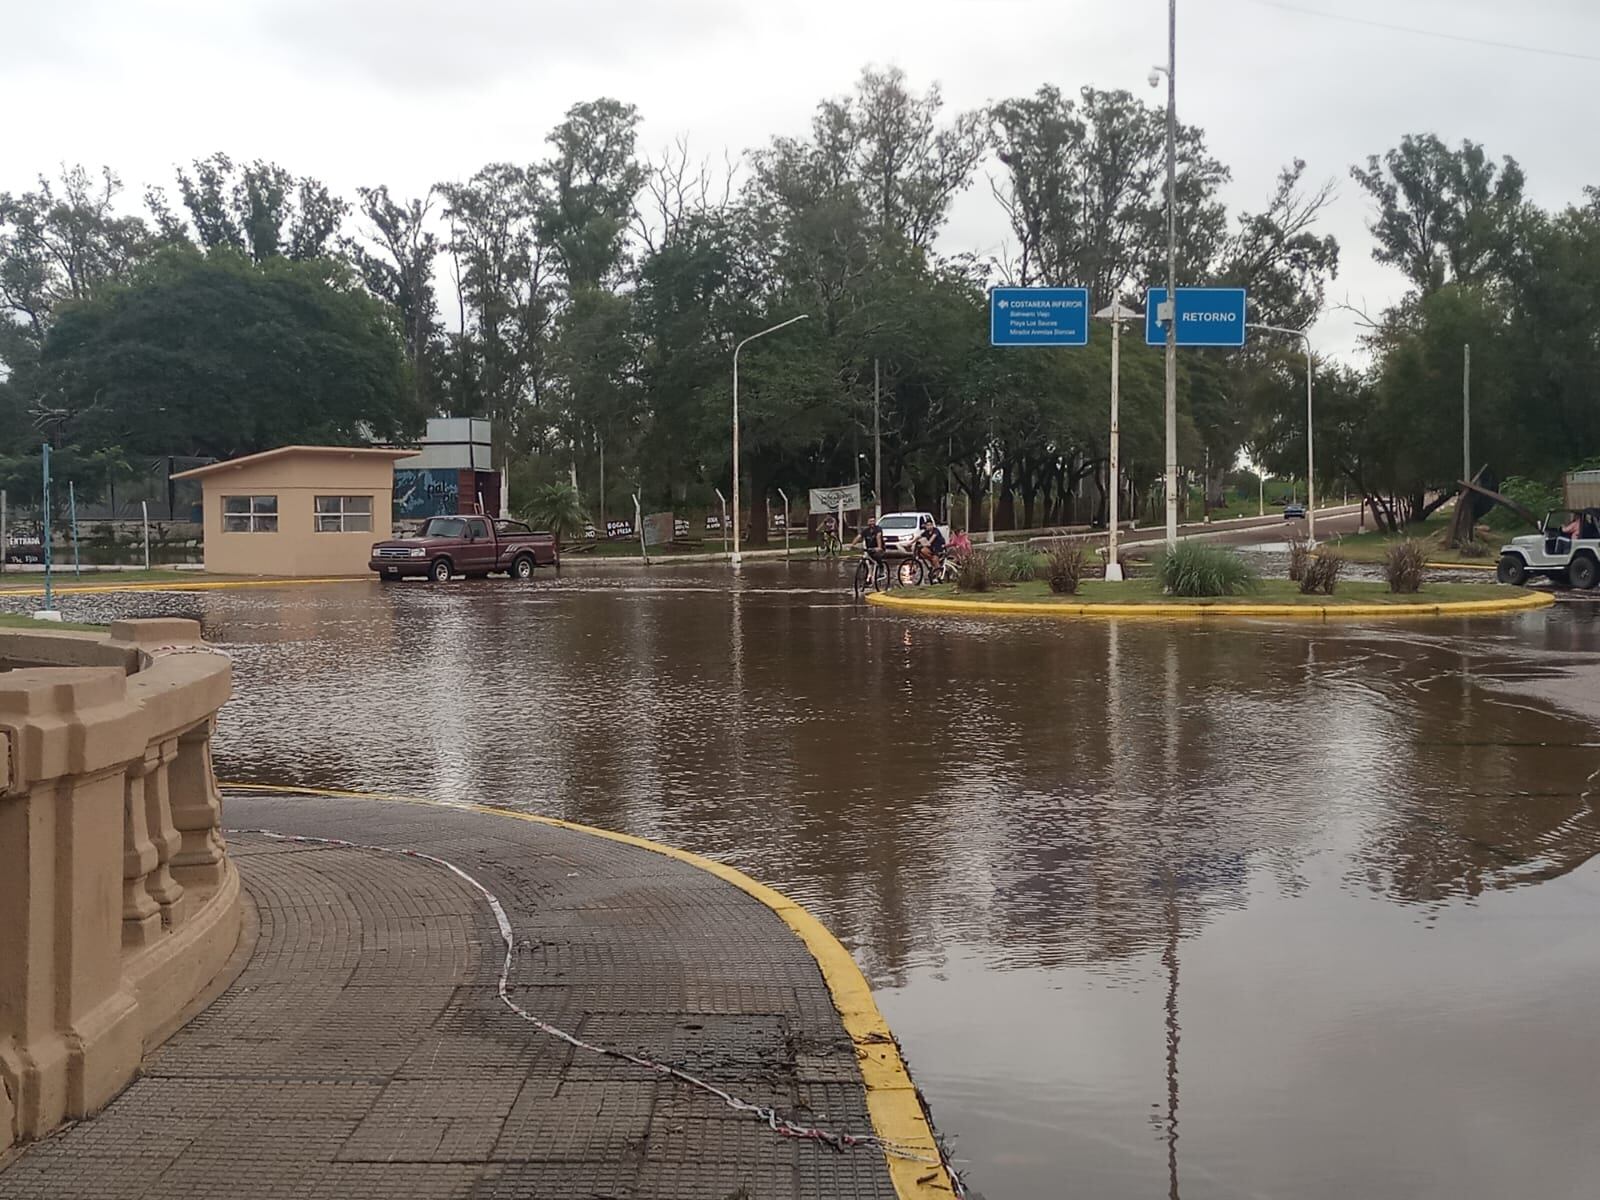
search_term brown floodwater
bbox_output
[9,563,1600,1198]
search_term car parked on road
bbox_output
[876,511,950,556]
[1497,508,1600,589]
[370,515,559,582]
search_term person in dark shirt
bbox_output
[914,515,946,578]
[851,515,887,563]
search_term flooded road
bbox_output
[10,563,1600,1198]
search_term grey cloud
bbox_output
[256,0,750,91]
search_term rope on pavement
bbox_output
[228,828,966,1194]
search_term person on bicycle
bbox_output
[914,516,946,580]
[851,515,887,565]
[948,526,973,556]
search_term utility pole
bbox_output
[1462,343,1471,485]
[873,358,883,519]
[1162,0,1179,548]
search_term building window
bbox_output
[314,495,373,533]
[222,495,278,533]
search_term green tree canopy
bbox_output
[36,248,417,459]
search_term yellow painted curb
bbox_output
[1424,561,1499,572]
[865,588,1554,621]
[221,782,956,1197]
[0,575,370,597]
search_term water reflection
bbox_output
[6,566,1600,1198]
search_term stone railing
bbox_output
[0,618,239,1155]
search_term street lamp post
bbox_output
[1095,301,1142,582]
[732,314,810,568]
[1247,322,1316,542]
[1152,0,1179,548]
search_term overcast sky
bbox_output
[5,0,1597,361]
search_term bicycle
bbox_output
[815,529,842,559]
[852,553,890,599]
[898,550,959,587]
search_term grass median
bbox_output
[913,578,1514,607]
[1315,515,1503,566]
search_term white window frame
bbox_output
[221,495,278,533]
[314,495,374,534]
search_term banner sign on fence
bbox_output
[808,484,861,513]
[605,518,634,539]
[705,514,723,531]
[674,517,690,538]
[642,512,674,547]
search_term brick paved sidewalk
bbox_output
[0,793,903,1200]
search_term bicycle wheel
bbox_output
[852,558,871,599]
[897,558,924,587]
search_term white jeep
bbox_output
[1497,508,1600,590]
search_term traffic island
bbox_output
[0,788,958,1200]
[866,578,1555,619]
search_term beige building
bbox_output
[174,446,414,577]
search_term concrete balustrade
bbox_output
[0,618,239,1156]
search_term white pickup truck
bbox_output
[877,511,951,556]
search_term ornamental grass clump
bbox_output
[1457,538,1493,559]
[1385,539,1427,594]
[989,542,1045,582]
[957,547,998,593]
[1286,537,1312,582]
[1044,543,1088,595]
[1157,542,1260,597]
[1299,549,1345,596]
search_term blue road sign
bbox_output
[990,287,1091,347]
[1145,287,1248,347]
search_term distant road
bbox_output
[1033,504,1366,554]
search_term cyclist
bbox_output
[851,514,887,568]
[820,512,840,554]
[913,516,946,581]
[948,526,973,556]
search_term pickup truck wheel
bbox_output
[1496,554,1527,586]
[1569,553,1599,591]
[429,558,453,583]
[510,555,535,580]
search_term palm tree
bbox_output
[518,482,588,542]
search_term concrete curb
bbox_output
[220,782,956,1199]
[0,575,372,597]
[864,587,1556,621]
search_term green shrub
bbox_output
[1300,550,1345,595]
[1157,542,1260,597]
[957,547,998,592]
[1044,543,1087,595]
[1385,539,1427,593]
[517,481,588,541]
[1458,538,1493,559]
[989,542,1044,581]
[1484,476,1561,532]
[1287,537,1312,582]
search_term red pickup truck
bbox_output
[370,515,560,582]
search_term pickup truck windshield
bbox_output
[419,518,466,538]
